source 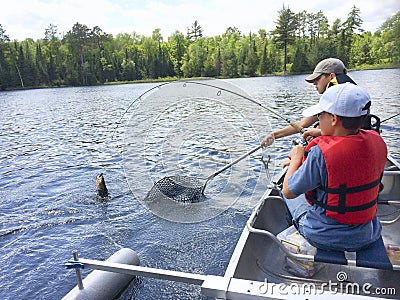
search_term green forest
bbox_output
[0,6,399,90]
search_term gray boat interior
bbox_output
[225,156,400,298]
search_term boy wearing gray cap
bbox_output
[261,58,356,147]
[282,83,387,252]
[304,58,356,94]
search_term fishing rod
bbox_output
[184,80,305,133]
[381,112,400,123]
[113,80,304,137]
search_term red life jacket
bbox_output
[304,130,387,225]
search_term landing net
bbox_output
[145,175,206,203]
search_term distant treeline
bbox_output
[0,6,399,90]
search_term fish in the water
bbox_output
[96,173,108,198]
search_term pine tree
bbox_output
[271,5,297,74]
[187,20,203,41]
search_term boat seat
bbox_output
[248,221,400,271]
[246,196,400,272]
[314,235,393,270]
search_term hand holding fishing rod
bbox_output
[261,121,305,147]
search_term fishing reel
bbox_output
[292,137,308,146]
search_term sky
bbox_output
[1,0,399,41]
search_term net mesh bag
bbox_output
[144,175,207,203]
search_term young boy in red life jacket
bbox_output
[282,83,387,252]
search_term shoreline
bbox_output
[2,64,399,92]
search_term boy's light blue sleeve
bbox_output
[288,146,327,196]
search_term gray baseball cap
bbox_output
[305,58,347,83]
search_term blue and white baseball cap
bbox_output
[303,83,371,117]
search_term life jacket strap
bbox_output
[325,178,381,194]
[307,195,378,214]
[308,177,381,214]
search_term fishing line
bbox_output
[110,81,172,142]
[99,82,172,196]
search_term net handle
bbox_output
[206,144,262,181]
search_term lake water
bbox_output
[0,69,399,299]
